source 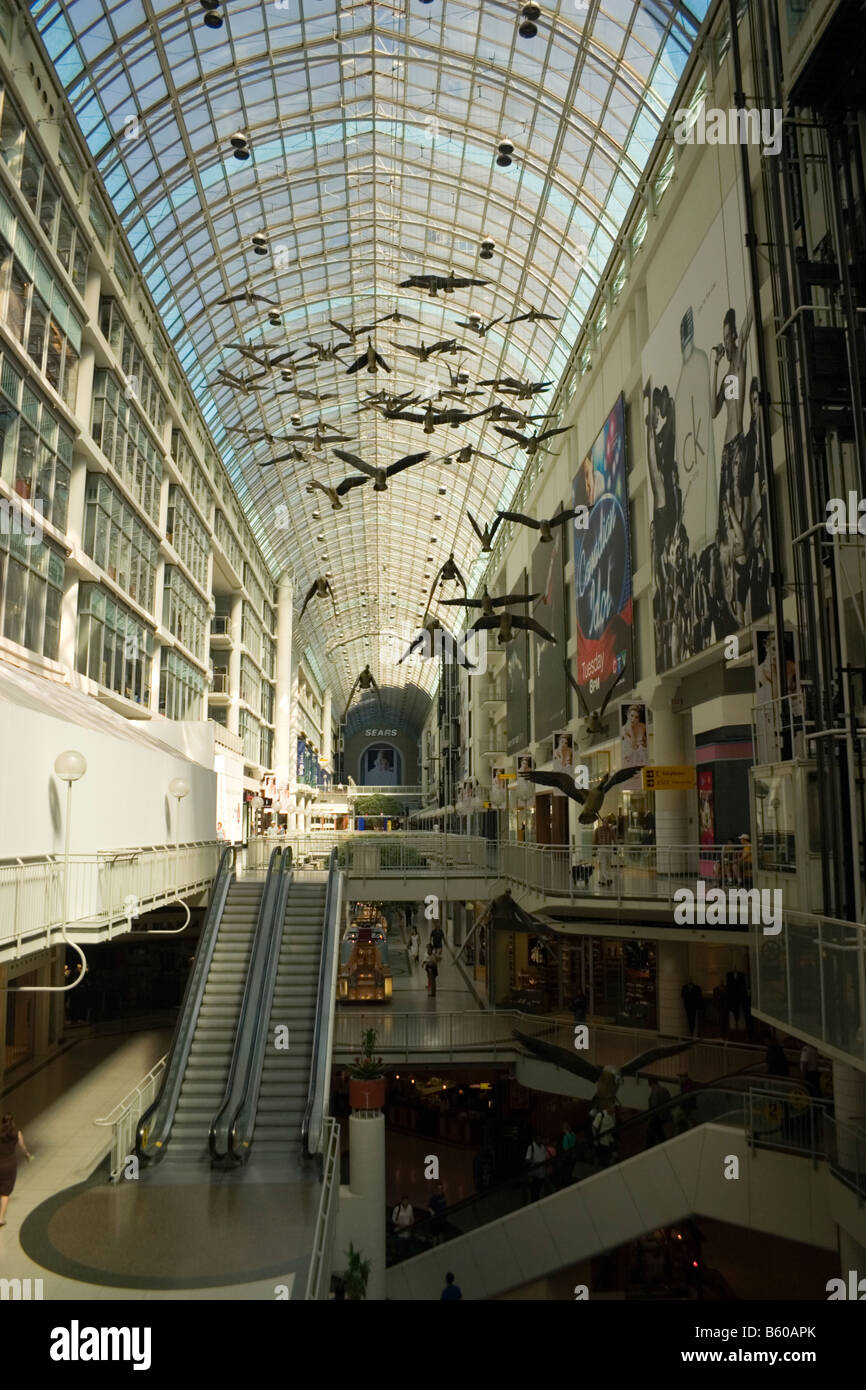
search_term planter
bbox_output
[349,1077,385,1111]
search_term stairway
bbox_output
[252,880,326,1159]
[169,878,263,1158]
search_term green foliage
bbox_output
[354,795,405,816]
[342,1242,372,1301]
[350,1027,383,1080]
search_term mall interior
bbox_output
[0,0,865,1304]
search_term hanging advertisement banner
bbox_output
[698,767,716,878]
[572,393,633,713]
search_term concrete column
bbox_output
[348,1111,386,1300]
[274,574,294,789]
[649,700,690,847]
[228,593,243,738]
[657,940,690,1036]
[322,687,332,770]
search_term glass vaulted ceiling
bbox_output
[32,0,707,716]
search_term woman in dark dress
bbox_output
[0,1112,32,1225]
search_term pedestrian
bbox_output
[591,1101,617,1166]
[525,1134,549,1202]
[408,926,420,964]
[392,1195,415,1257]
[681,978,703,1036]
[422,947,439,997]
[764,1033,789,1077]
[428,1181,448,1245]
[0,1112,32,1227]
[429,924,444,961]
[572,990,587,1025]
[645,1076,672,1148]
[558,1122,577,1185]
[441,1271,462,1300]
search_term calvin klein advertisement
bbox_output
[531,514,567,743]
[572,393,633,712]
[641,185,770,675]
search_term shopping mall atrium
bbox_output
[0,0,864,1311]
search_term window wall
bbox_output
[98,298,167,437]
[83,473,158,613]
[0,227,80,406]
[0,354,72,533]
[76,583,153,705]
[163,565,207,663]
[159,647,205,721]
[166,486,208,591]
[171,429,212,520]
[90,369,163,524]
[0,529,63,659]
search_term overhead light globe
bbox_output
[519,5,541,38]
[169,778,191,799]
[55,750,87,783]
[203,11,223,27]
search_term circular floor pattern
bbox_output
[20,1172,318,1290]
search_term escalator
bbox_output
[169,878,264,1157]
[252,879,327,1159]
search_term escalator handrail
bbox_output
[136,844,235,1159]
[302,847,343,1157]
[209,846,286,1161]
[224,845,295,1161]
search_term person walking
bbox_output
[422,947,439,997]
[428,1181,448,1245]
[558,1122,577,1185]
[440,1271,462,1300]
[525,1134,549,1202]
[591,1101,618,1167]
[0,1112,32,1226]
[408,926,420,965]
[681,978,703,1036]
[799,1042,820,1096]
[429,924,444,961]
[645,1077,672,1148]
[392,1195,415,1257]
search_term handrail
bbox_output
[304,1116,341,1299]
[302,847,343,1158]
[209,846,285,1163]
[223,846,295,1163]
[136,844,235,1161]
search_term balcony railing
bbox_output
[0,841,221,956]
[210,670,229,693]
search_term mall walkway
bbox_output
[0,1026,307,1299]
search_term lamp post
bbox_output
[21,750,87,993]
[147,776,192,935]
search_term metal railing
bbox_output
[305,1115,341,1300]
[94,1054,168,1181]
[0,841,222,953]
[332,1010,763,1076]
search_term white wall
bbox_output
[0,699,216,858]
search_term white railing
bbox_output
[304,1116,341,1300]
[93,1053,168,1181]
[0,841,221,952]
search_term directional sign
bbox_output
[642,765,697,791]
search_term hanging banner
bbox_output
[572,393,633,713]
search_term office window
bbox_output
[91,370,163,523]
[0,360,72,533]
[0,528,64,659]
[163,565,207,661]
[76,583,153,705]
[166,486,208,591]
[58,127,84,193]
[83,474,158,612]
[159,647,205,720]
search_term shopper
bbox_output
[525,1134,549,1202]
[572,990,587,1025]
[558,1122,577,1185]
[764,1033,789,1077]
[428,1181,448,1245]
[429,924,444,960]
[645,1077,672,1148]
[681,978,703,1036]
[591,1101,618,1166]
[422,948,439,997]
[408,927,420,964]
[441,1271,462,1300]
[0,1113,32,1226]
[392,1195,415,1257]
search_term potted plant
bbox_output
[341,1243,371,1301]
[348,1027,385,1110]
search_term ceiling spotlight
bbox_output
[230,133,250,161]
[268,310,282,326]
[480,236,496,260]
[438,487,447,495]
[201,0,223,26]
[251,232,268,256]
[496,138,514,167]
[519,4,541,39]
[434,512,442,520]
